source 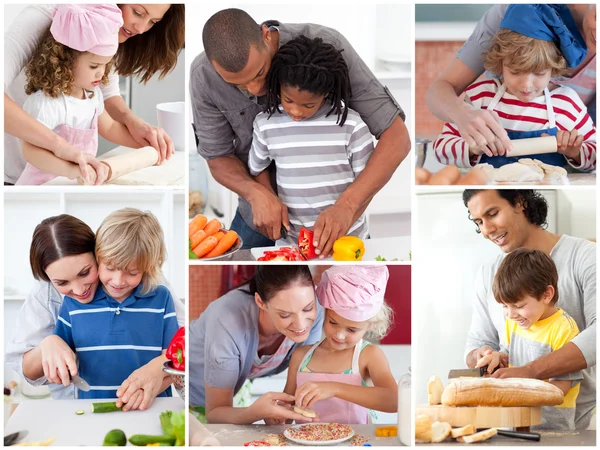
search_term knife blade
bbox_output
[448,367,487,378]
[4,430,28,446]
[280,226,307,261]
[71,375,91,392]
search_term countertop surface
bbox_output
[202,424,405,446]
[5,397,184,446]
[420,430,595,446]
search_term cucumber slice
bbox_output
[91,402,122,413]
[128,435,177,446]
[75,410,85,415]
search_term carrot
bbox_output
[213,231,226,242]
[203,218,222,236]
[192,236,218,258]
[190,230,208,249]
[203,230,239,258]
[189,214,207,237]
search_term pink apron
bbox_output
[296,339,370,424]
[16,97,99,185]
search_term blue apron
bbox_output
[480,85,564,168]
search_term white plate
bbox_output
[283,424,354,446]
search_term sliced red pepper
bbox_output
[166,327,185,371]
[257,247,301,261]
[298,228,318,259]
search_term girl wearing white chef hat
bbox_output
[282,265,399,424]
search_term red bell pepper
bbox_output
[298,228,318,259]
[257,247,301,261]
[166,327,185,371]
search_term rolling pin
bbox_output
[506,136,557,157]
[77,146,159,185]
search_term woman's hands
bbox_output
[39,335,78,386]
[124,115,174,164]
[116,356,168,411]
[75,153,110,185]
[250,392,315,423]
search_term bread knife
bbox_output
[448,366,498,378]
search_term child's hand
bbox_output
[250,392,315,423]
[295,382,338,408]
[119,389,144,412]
[116,358,165,410]
[555,129,584,162]
[475,351,507,375]
[75,153,109,185]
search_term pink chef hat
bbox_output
[316,266,389,322]
[51,4,123,56]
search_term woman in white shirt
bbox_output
[4,4,185,185]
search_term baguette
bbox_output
[442,377,564,407]
[431,421,452,443]
[451,424,476,438]
[457,428,497,443]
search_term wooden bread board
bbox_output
[416,404,541,428]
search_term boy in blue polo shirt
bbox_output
[54,208,179,403]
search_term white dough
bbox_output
[474,159,568,184]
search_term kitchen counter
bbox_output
[202,424,405,446]
[225,237,412,262]
[4,397,184,446]
[419,430,595,446]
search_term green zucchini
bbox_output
[91,402,122,413]
[75,410,85,415]
[128,435,177,446]
[103,429,127,446]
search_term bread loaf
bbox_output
[442,378,564,407]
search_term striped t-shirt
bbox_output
[54,284,179,399]
[248,104,374,240]
[434,79,596,171]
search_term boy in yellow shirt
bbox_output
[476,248,582,430]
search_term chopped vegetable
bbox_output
[298,228,318,259]
[103,429,127,446]
[332,236,365,261]
[166,328,185,371]
[14,437,55,446]
[257,247,301,261]
[91,402,122,413]
[75,410,85,415]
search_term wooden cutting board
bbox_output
[416,404,541,429]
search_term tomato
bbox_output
[257,247,301,261]
[298,228,318,259]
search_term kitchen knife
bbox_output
[448,366,498,378]
[280,226,307,261]
[71,375,91,392]
[4,431,28,446]
[496,430,541,441]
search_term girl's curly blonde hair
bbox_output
[25,26,112,98]
[365,300,394,341]
[483,29,568,77]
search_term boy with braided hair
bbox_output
[248,35,374,242]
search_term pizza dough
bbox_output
[442,377,564,407]
[475,158,568,184]
[293,405,317,418]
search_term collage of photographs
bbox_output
[1,1,596,448]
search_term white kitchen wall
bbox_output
[413,188,596,405]
[186,3,413,234]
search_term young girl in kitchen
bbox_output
[247,35,374,242]
[433,4,596,172]
[53,208,179,402]
[16,4,141,185]
[282,265,398,424]
[476,248,581,430]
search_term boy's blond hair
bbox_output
[366,300,394,341]
[95,208,165,294]
[484,29,568,77]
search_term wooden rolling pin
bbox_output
[506,135,557,157]
[78,146,159,185]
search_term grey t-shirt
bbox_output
[465,235,596,429]
[189,287,325,407]
[190,21,405,231]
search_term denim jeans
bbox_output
[230,209,275,249]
